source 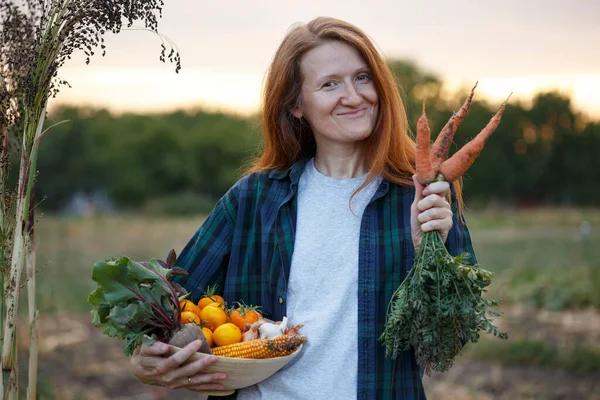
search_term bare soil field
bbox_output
[20,305,600,400]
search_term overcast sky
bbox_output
[53,0,600,119]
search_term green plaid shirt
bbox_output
[175,158,476,400]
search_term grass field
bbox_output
[30,207,600,314]
[18,207,600,399]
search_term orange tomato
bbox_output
[197,285,225,310]
[180,311,200,325]
[213,323,242,346]
[230,308,260,331]
[200,305,228,331]
[202,327,214,347]
[198,294,225,310]
[179,299,201,318]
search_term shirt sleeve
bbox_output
[173,185,238,302]
[444,184,478,265]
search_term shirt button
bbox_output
[363,341,368,349]
[278,296,284,304]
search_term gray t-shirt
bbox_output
[237,158,381,399]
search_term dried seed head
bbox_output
[1,0,180,140]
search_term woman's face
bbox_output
[292,41,379,150]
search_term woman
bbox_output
[130,17,475,399]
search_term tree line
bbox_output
[35,60,600,214]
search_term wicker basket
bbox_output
[166,344,303,396]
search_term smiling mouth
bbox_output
[339,108,367,117]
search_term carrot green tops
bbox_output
[174,158,476,400]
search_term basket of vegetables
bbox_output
[88,250,306,396]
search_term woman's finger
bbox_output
[411,175,425,207]
[422,181,450,197]
[175,371,227,389]
[417,207,453,224]
[162,354,221,385]
[420,216,453,233]
[165,371,226,389]
[154,340,204,374]
[139,341,169,357]
[188,381,228,392]
[139,354,162,369]
[164,372,226,389]
[417,194,450,211]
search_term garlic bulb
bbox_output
[259,316,288,339]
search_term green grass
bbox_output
[468,339,600,372]
[22,208,600,315]
[499,263,600,310]
[25,214,205,314]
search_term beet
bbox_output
[168,324,212,354]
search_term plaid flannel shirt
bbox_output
[174,158,476,400]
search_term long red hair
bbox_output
[245,17,463,208]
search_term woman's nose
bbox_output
[340,82,362,106]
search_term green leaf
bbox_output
[129,258,172,282]
[88,286,107,307]
[88,255,180,356]
[106,303,154,338]
[91,258,145,304]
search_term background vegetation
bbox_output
[16,60,600,399]
[35,60,600,215]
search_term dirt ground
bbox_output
[18,305,600,400]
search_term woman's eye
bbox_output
[321,81,336,89]
[356,73,371,82]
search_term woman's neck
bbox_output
[313,146,367,179]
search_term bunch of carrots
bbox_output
[380,84,509,374]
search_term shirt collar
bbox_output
[267,158,310,185]
[268,157,392,201]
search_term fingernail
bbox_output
[217,374,227,379]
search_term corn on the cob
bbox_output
[212,334,307,359]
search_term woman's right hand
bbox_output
[131,339,227,391]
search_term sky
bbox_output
[52,0,600,120]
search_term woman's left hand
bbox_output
[410,175,453,249]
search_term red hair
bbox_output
[245,17,463,208]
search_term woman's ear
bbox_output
[290,108,303,119]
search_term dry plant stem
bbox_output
[1,101,46,379]
[0,124,8,392]
[25,215,37,400]
[5,353,15,400]
[26,312,38,400]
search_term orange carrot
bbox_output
[415,99,435,184]
[430,82,478,169]
[439,97,510,182]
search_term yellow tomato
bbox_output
[197,285,225,310]
[179,299,201,318]
[198,295,224,310]
[213,323,242,346]
[200,305,228,331]
[180,311,200,325]
[205,301,228,311]
[202,327,214,347]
